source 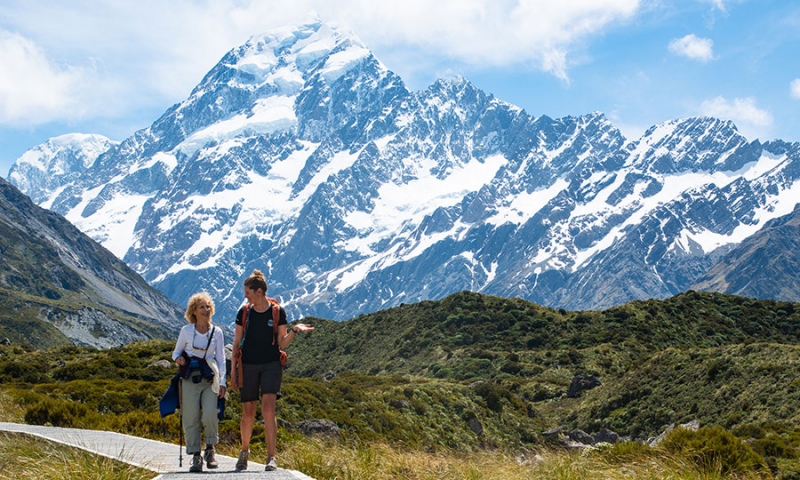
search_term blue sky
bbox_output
[1,0,798,177]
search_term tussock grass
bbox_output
[0,432,152,480]
[0,389,25,423]
[274,438,774,480]
[0,431,777,480]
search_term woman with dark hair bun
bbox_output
[232,269,314,472]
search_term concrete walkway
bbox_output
[0,422,315,480]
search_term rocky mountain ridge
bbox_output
[0,176,183,348]
[7,19,800,324]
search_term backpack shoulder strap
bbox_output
[238,304,251,348]
[269,298,281,345]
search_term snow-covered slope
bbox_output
[8,133,117,205]
[9,20,800,323]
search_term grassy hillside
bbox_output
[552,343,800,437]
[288,290,800,380]
[0,290,74,348]
[2,291,800,478]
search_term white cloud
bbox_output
[0,31,88,125]
[791,78,800,100]
[700,96,773,140]
[0,0,644,128]
[323,0,642,82]
[704,0,728,12]
[668,34,714,62]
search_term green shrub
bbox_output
[106,410,177,440]
[473,382,508,413]
[750,436,798,460]
[659,425,768,475]
[10,389,44,406]
[775,458,800,480]
[733,423,767,440]
[0,360,47,383]
[51,361,100,381]
[24,397,91,427]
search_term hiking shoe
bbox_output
[235,449,249,471]
[189,453,203,472]
[265,456,278,471]
[205,446,218,469]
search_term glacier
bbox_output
[8,19,800,325]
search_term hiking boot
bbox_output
[235,449,249,471]
[265,456,278,471]
[189,453,203,472]
[204,446,218,469]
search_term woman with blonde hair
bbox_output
[172,292,226,472]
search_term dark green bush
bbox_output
[750,436,798,460]
[733,423,767,440]
[473,382,508,412]
[0,360,47,383]
[24,397,91,427]
[51,361,100,381]
[659,425,768,475]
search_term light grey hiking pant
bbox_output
[181,378,219,454]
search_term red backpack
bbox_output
[231,298,287,390]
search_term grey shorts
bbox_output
[240,362,283,402]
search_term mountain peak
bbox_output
[626,115,750,173]
[9,22,800,324]
[7,133,117,203]
[244,20,364,72]
[196,19,368,96]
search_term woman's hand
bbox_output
[176,356,186,366]
[292,323,315,333]
[218,386,227,399]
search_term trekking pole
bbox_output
[179,414,183,467]
[178,378,183,467]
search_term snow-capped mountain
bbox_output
[8,133,117,205]
[8,20,800,324]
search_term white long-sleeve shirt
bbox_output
[172,323,227,388]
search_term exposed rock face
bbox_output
[551,422,700,449]
[568,429,594,445]
[0,176,183,348]
[567,374,602,398]
[467,417,483,436]
[38,307,152,348]
[9,20,800,325]
[293,419,340,437]
[592,428,620,444]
